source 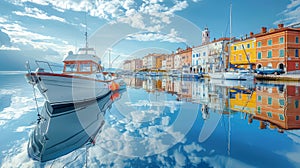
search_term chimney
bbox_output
[261,27,267,33]
[278,23,284,29]
[250,32,254,37]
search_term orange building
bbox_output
[178,47,192,70]
[255,24,300,73]
[155,54,167,70]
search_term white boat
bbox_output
[223,69,254,80]
[25,39,125,105]
[209,72,224,79]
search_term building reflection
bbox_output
[124,77,300,132]
[254,83,300,131]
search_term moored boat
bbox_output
[25,36,125,105]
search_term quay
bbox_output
[255,74,300,81]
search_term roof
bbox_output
[63,47,101,64]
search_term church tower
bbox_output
[202,27,210,45]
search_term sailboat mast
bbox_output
[228,1,232,69]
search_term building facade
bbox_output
[255,24,300,73]
[230,35,256,70]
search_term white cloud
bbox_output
[13,7,66,23]
[0,45,20,51]
[126,29,187,43]
[277,0,300,25]
[9,0,192,33]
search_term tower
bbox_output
[202,27,210,45]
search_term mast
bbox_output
[228,1,232,69]
[85,12,88,54]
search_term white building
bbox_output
[174,54,181,70]
[161,60,167,70]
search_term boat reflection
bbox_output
[27,91,123,162]
[124,77,300,132]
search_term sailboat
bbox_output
[210,4,254,80]
[25,30,126,106]
[223,3,255,81]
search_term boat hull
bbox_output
[223,71,254,80]
[26,72,113,105]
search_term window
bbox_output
[234,46,237,50]
[257,41,262,47]
[80,63,91,72]
[257,106,261,114]
[279,99,285,106]
[279,37,284,44]
[203,52,206,56]
[267,50,272,58]
[296,116,300,120]
[296,63,299,69]
[65,64,77,72]
[239,54,242,61]
[267,112,272,118]
[296,37,299,44]
[296,100,299,108]
[279,114,285,121]
[92,63,98,72]
[247,43,250,48]
[196,54,199,57]
[258,95,262,102]
[193,54,195,58]
[296,49,299,57]
[279,49,284,57]
[268,97,272,105]
[258,52,262,59]
[268,39,272,46]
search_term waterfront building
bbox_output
[192,44,209,73]
[255,24,300,73]
[130,59,143,71]
[174,50,181,70]
[155,55,165,70]
[230,34,256,70]
[123,60,131,71]
[166,52,175,70]
[161,60,167,70]
[192,37,229,73]
[208,38,230,73]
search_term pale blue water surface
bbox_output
[0,72,300,167]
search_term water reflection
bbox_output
[27,91,122,162]
[124,77,300,133]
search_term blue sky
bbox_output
[0,0,299,69]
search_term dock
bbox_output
[255,74,300,81]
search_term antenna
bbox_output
[84,11,88,54]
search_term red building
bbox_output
[255,24,300,73]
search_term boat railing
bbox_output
[35,60,63,73]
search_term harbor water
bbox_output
[1,72,300,167]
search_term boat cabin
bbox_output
[63,48,102,74]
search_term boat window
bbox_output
[80,63,91,72]
[92,63,98,72]
[65,64,77,72]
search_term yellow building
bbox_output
[230,36,256,69]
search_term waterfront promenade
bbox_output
[255,73,300,81]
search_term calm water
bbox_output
[1,72,300,168]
